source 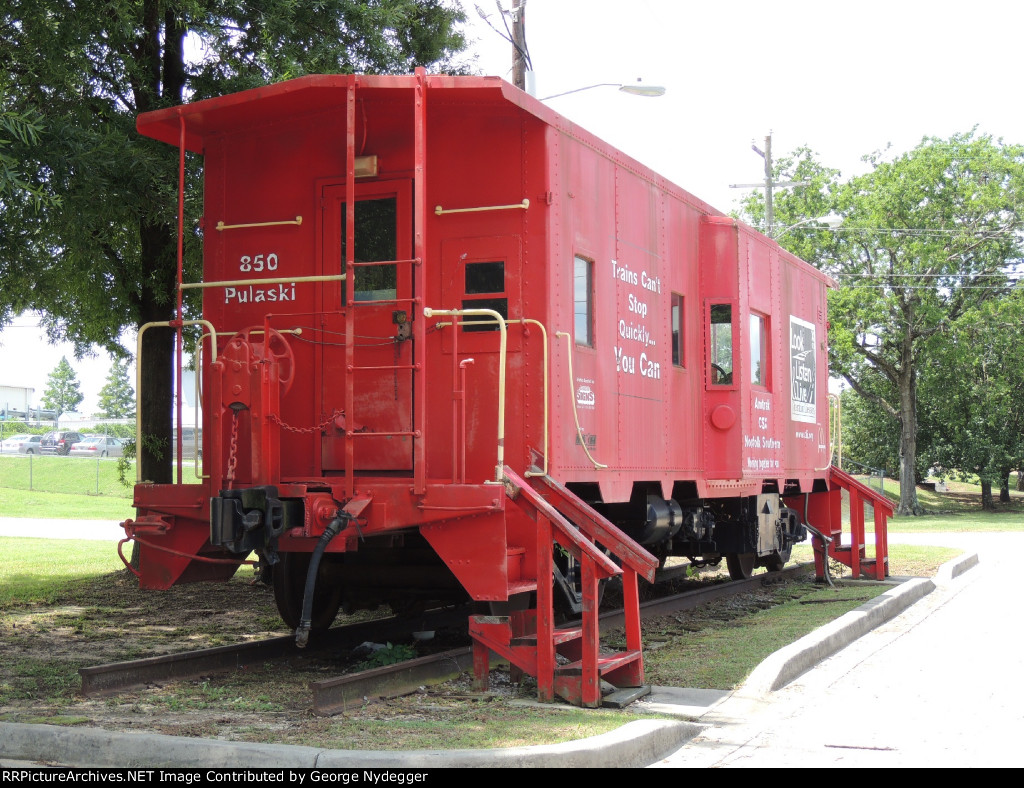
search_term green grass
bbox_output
[0,487,135,520]
[0,455,134,498]
[791,542,963,575]
[845,475,1024,533]
[0,536,127,606]
[643,583,874,688]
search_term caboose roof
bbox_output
[137,73,834,289]
[138,73,537,153]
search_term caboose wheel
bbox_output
[763,547,792,572]
[726,552,756,580]
[272,552,343,632]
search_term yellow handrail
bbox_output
[135,320,217,483]
[179,274,345,291]
[555,331,607,470]
[434,199,529,216]
[431,316,550,478]
[215,216,302,231]
[424,307,507,483]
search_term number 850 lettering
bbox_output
[239,253,279,272]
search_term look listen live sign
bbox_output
[790,316,816,424]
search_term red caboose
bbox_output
[127,71,890,707]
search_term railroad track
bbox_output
[79,563,813,714]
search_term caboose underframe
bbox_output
[123,71,891,707]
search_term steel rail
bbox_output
[79,606,470,697]
[80,564,814,709]
[311,563,813,714]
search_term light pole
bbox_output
[538,82,666,101]
[773,214,843,240]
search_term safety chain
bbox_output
[269,410,343,435]
[225,408,240,486]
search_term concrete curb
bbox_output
[0,718,698,769]
[936,551,979,585]
[739,551,980,697]
[740,578,935,697]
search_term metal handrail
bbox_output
[135,320,217,483]
[423,307,508,483]
[555,331,607,470]
[430,316,550,480]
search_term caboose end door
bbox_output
[319,180,414,473]
[699,217,743,479]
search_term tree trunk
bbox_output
[1000,472,1010,503]
[981,481,995,511]
[1017,465,1024,492]
[136,218,178,485]
[896,346,924,516]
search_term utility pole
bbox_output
[511,1,528,91]
[730,132,807,237]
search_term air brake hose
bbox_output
[295,512,349,648]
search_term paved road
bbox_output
[652,532,1024,768]
[0,517,125,541]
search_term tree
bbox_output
[98,360,136,419]
[41,356,84,422]
[0,1,467,483]
[925,291,1024,510]
[740,132,1024,515]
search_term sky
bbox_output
[1,0,1021,417]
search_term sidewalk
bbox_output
[0,517,125,542]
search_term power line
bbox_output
[785,226,1020,237]
[838,284,1022,290]
[834,273,1022,279]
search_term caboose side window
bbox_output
[671,293,684,367]
[462,260,507,332]
[574,256,593,347]
[750,312,768,387]
[709,303,733,385]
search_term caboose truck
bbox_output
[124,70,893,707]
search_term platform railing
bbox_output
[134,319,217,484]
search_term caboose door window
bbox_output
[708,303,734,386]
[750,312,769,387]
[341,197,398,303]
[320,180,413,473]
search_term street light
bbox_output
[773,214,843,240]
[538,82,667,101]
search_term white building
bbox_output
[0,384,36,419]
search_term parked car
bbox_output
[17,435,44,454]
[0,434,33,454]
[39,431,84,455]
[172,427,203,460]
[69,436,124,458]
